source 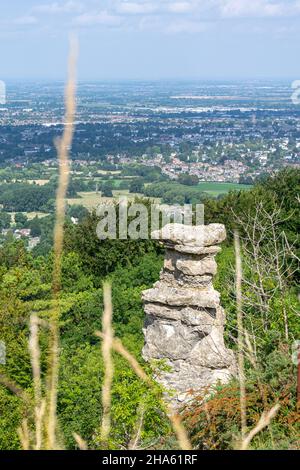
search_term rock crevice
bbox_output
[142,223,236,404]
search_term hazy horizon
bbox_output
[1,77,297,83]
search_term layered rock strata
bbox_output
[142,223,236,404]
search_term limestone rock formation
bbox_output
[142,223,236,404]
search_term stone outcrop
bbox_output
[142,223,236,404]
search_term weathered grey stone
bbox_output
[142,223,236,406]
[152,223,226,247]
[164,253,176,272]
[173,245,222,255]
[164,249,217,276]
[188,327,235,369]
[142,284,220,309]
[156,360,234,401]
[144,303,217,331]
[160,269,213,288]
[142,318,205,361]
[176,257,217,276]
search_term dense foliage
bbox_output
[144,181,208,204]
[0,169,299,449]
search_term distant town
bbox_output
[1,80,300,253]
[0,80,299,184]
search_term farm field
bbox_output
[67,190,146,210]
[197,182,252,196]
[67,182,252,210]
[11,211,50,220]
[96,170,122,175]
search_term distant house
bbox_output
[28,237,41,251]
[14,228,31,238]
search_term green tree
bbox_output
[0,212,11,230]
[67,205,89,223]
[178,174,199,186]
[14,213,28,227]
[129,179,144,194]
[101,182,113,198]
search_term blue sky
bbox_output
[0,0,300,80]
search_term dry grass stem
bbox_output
[239,404,280,450]
[166,409,192,451]
[36,400,46,450]
[100,282,114,444]
[128,404,145,450]
[95,330,192,450]
[17,419,30,450]
[46,36,78,450]
[73,432,88,450]
[0,373,28,401]
[234,230,247,439]
[29,314,43,449]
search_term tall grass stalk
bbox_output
[46,37,78,450]
[239,404,280,450]
[100,282,114,444]
[17,419,30,450]
[128,403,145,450]
[28,314,43,449]
[73,432,88,450]
[96,329,192,450]
[234,230,247,439]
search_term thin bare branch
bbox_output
[95,331,192,450]
[239,404,280,450]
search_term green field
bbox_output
[11,211,50,221]
[67,190,142,210]
[197,182,252,196]
[67,182,252,210]
[67,190,161,210]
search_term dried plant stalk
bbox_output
[100,282,114,444]
[73,433,88,450]
[234,230,247,439]
[17,419,30,451]
[239,404,280,450]
[0,374,33,449]
[128,403,145,450]
[46,36,78,450]
[96,331,192,450]
[0,374,28,401]
[36,400,46,450]
[29,314,44,449]
[166,409,192,451]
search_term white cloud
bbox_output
[168,2,194,14]
[32,0,300,21]
[219,0,284,18]
[137,16,206,34]
[13,15,39,25]
[117,0,195,15]
[22,0,300,35]
[73,11,122,26]
[166,19,210,33]
[117,2,158,15]
[35,1,84,14]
